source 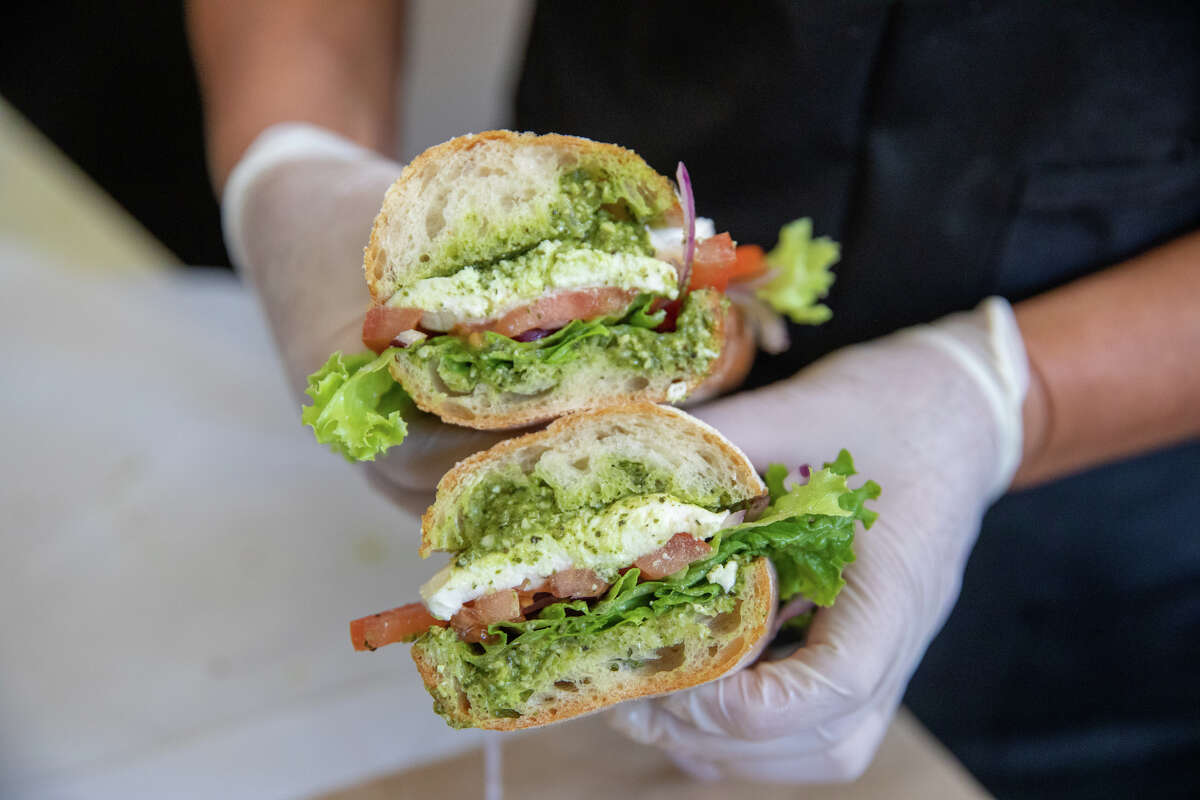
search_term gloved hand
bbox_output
[609,298,1029,782]
[223,124,505,512]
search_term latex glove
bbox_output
[609,298,1028,782]
[223,124,505,512]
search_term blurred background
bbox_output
[0,0,532,270]
[0,2,990,798]
[0,2,532,797]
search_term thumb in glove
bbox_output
[223,124,505,508]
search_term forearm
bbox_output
[1012,229,1200,488]
[186,0,404,194]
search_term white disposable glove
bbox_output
[223,124,505,511]
[609,298,1029,782]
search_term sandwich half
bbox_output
[303,132,841,461]
[348,403,879,729]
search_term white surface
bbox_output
[0,242,481,799]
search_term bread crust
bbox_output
[361,129,756,428]
[363,130,675,301]
[419,402,766,557]
[410,556,777,730]
[685,303,755,404]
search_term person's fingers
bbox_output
[688,701,894,784]
[611,680,896,768]
[363,466,435,518]
[653,520,916,743]
[236,156,399,396]
[666,751,722,782]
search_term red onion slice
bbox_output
[675,161,696,293]
[514,327,556,342]
[744,493,770,522]
[721,509,747,528]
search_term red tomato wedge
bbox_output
[452,288,638,339]
[350,603,447,651]
[549,568,610,599]
[450,589,522,644]
[362,306,423,353]
[472,588,521,622]
[634,533,713,580]
[729,244,769,283]
[688,233,738,292]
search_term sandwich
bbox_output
[302,131,840,461]
[348,403,879,729]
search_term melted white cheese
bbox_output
[706,560,738,594]
[420,494,731,620]
[387,240,678,330]
[647,217,716,261]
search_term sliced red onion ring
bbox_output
[799,464,812,480]
[744,493,770,522]
[721,509,747,528]
[675,161,696,293]
[514,327,556,342]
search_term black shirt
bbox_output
[516,2,1200,796]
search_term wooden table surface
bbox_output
[321,709,989,800]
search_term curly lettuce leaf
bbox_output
[624,292,668,329]
[764,463,790,502]
[301,349,411,461]
[757,217,840,325]
[415,291,718,396]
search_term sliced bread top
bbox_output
[364,131,677,302]
[419,403,765,557]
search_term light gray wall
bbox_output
[397,0,534,162]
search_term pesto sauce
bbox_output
[442,435,738,561]
[451,463,675,567]
[555,170,656,256]
[399,290,721,398]
[420,574,741,724]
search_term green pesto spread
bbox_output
[394,290,722,398]
[434,434,742,560]
[418,569,742,724]
[386,239,675,323]
[422,170,661,281]
[552,170,658,255]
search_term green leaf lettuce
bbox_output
[301,349,412,461]
[476,449,879,650]
[757,217,840,325]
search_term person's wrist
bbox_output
[1011,315,1053,489]
[221,122,397,276]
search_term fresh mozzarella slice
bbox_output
[387,240,678,331]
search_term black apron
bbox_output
[516,2,1200,796]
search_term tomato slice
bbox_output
[729,244,768,283]
[450,590,523,644]
[350,602,447,651]
[452,288,637,339]
[634,533,713,580]
[362,306,423,353]
[548,568,610,599]
[688,233,738,292]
